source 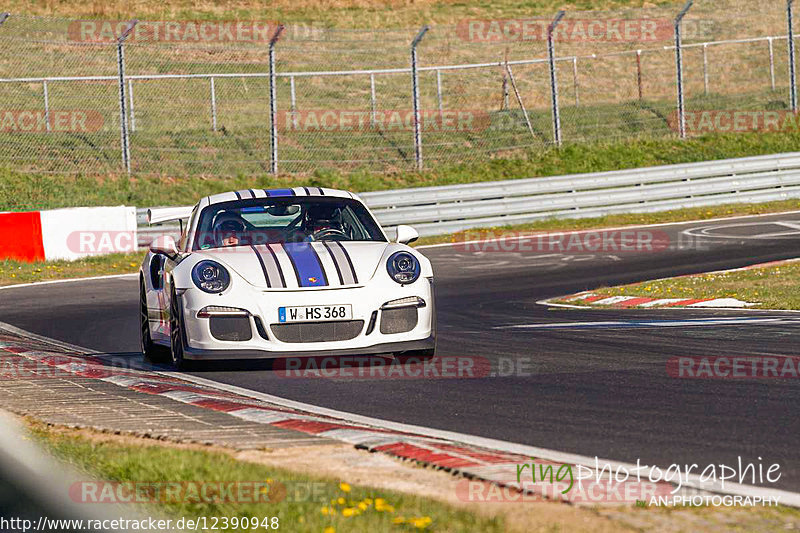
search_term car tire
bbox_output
[140,280,169,363]
[169,287,195,371]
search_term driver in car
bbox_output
[303,204,346,241]
[213,214,247,247]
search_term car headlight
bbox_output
[191,260,231,294]
[386,252,421,285]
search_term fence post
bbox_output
[436,69,444,115]
[789,0,797,112]
[290,75,296,111]
[547,11,565,146]
[116,20,137,174]
[411,25,429,172]
[674,1,693,139]
[269,25,285,176]
[42,81,50,132]
[636,50,644,100]
[572,57,579,107]
[370,74,377,128]
[210,77,217,131]
[505,63,536,141]
[128,79,136,132]
[769,37,776,91]
[702,43,709,95]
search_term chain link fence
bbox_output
[0,1,797,177]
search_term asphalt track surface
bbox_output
[4,213,800,491]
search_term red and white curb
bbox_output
[555,293,758,309]
[2,325,798,507]
[541,257,800,310]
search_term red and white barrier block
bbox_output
[0,206,137,262]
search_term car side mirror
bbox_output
[395,225,419,245]
[150,235,179,258]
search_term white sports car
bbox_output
[139,188,435,369]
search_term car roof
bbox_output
[204,187,358,206]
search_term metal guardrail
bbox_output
[137,151,800,245]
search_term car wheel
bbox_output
[169,287,194,371]
[140,281,169,362]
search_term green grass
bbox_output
[0,252,144,285]
[553,260,800,310]
[9,126,800,211]
[30,422,505,532]
[6,0,679,29]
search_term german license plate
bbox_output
[279,305,353,323]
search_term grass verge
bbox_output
[552,260,800,310]
[9,129,800,211]
[29,420,504,532]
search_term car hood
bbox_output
[193,241,391,290]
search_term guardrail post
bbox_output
[210,77,217,131]
[411,25,429,172]
[269,25,285,176]
[789,0,797,112]
[769,37,776,91]
[42,80,50,132]
[116,20,137,174]
[674,1,693,139]
[636,50,644,100]
[547,11,565,147]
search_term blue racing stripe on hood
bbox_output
[282,243,328,287]
[265,189,295,197]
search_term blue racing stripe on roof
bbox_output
[282,243,328,287]
[265,189,295,197]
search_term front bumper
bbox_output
[179,277,435,360]
[182,335,435,360]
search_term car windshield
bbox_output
[194,197,386,250]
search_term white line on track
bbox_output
[0,273,137,291]
[496,317,795,329]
